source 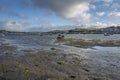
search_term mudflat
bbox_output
[0,34,120,80]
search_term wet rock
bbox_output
[70,75,76,79]
[83,68,90,72]
[0,77,6,80]
[57,61,65,65]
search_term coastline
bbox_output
[57,38,120,48]
[0,42,90,80]
[0,34,120,80]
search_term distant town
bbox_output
[67,26,120,34]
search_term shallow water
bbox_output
[0,34,57,50]
[0,34,120,76]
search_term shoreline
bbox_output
[0,35,120,80]
[57,38,120,48]
[0,43,90,80]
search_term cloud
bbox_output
[29,20,58,32]
[94,22,108,28]
[111,3,120,9]
[96,12,105,16]
[90,5,96,10]
[0,20,30,31]
[93,0,113,8]
[0,20,58,32]
[94,0,113,3]
[31,0,91,23]
[0,19,75,32]
[108,11,120,17]
[85,22,117,28]
[0,5,28,19]
[103,0,113,3]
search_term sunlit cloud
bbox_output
[96,12,105,16]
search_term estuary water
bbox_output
[0,34,120,79]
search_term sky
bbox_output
[0,0,120,32]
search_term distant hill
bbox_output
[0,26,120,34]
[68,26,120,34]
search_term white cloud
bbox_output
[96,12,105,16]
[0,20,58,32]
[108,11,120,17]
[31,0,91,23]
[94,0,113,3]
[89,22,117,28]
[103,0,113,3]
[64,3,91,23]
[90,5,96,10]
[0,20,30,32]
[95,22,108,28]
[93,0,113,8]
[73,22,118,29]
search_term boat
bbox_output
[104,33,110,36]
[57,34,65,39]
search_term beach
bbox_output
[0,34,120,80]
